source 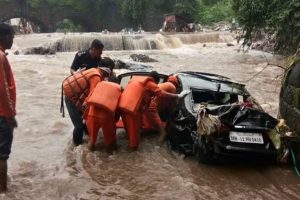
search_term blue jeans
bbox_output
[0,117,14,160]
[64,97,87,145]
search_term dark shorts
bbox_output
[0,117,14,160]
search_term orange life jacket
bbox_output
[158,82,176,93]
[86,81,122,114]
[118,76,152,115]
[62,68,101,111]
[156,82,177,112]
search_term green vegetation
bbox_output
[23,0,300,55]
[233,0,300,55]
[116,0,198,27]
[56,19,83,32]
[116,0,148,27]
[27,0,234,27]
[115,0,234,26]
[173,0,198,19]
[197,0,233,25]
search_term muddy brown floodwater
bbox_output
[1,32,299,200]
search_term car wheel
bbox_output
[196,136,215,164]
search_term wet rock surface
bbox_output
[114,59,153,71]
[226,43,235,47]
[23,46,56,55]
[279,61,300,134]
[130,54,158,62]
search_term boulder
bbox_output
[130,54,158,62]
[114,59,152,71]
[23,46,56,55]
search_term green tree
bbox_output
[117,0,148,27]
[196,0,233,25]
[56,19,83,32]
[173,0,198,19]
[233,0,300,54]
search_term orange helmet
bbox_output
[167,76,179,87]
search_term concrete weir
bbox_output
[20,32,235,54]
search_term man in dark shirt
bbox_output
[70,39,104,74]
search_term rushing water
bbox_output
[18,32,234,52]
[2,32,299,200]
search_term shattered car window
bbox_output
[191,89,234,107]
[178,73,247,95]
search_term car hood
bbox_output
[207,105,279,131]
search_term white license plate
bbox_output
[229,131,264,144]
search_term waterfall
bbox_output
[25,32,235,53]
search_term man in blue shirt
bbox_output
[70,39,104,74]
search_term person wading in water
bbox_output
[0,23,17,193]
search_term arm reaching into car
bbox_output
[159,89,191,99]
[178,90,191,98]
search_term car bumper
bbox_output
[212,140,278,162]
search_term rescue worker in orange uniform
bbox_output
[118,71,190,151]
[62,63,112,146]
[142,75,180,145]
[84,61,122,153]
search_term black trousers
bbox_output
[0,117,14,160]
[64,97,87,145]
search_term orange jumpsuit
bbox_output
[83,80,120,147]
[142,82,177,129]
[85,105,116,146]
[121,79,177,149]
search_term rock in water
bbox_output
[23,46,56,55]
[130,54,158,62]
